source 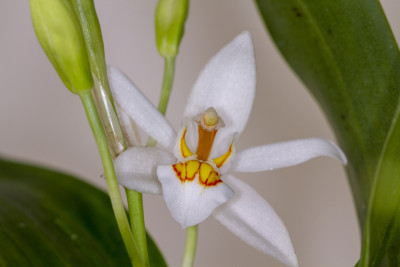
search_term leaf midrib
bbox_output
[294,0,373,179]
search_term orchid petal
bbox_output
[213,175,298,267]
[114,147,175,194]
[183,32,256,157]
[108,66,176,149]
[232,138,347,173]
[157,165,234,228]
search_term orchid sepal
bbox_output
[213,175,298,267]
[232,138,347,173]
[113,147,175,194]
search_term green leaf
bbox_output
[0,158,167,266]
[255,0,400,265]
[361,109,400,267]
[148,232,168,267]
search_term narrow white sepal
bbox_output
[213,175,298,267]
[114,147,175,194]
[232,138,347,173]
[157,165,234,228]
[108,66,177,149]
[183,32,256,158]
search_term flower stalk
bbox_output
[79,90,144,267]
[158,57,176,116]
[71,1,150,264]
[182,225,198,267]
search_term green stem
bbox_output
[181,225,198,267]
[126,189,149,266]
[79,90,144,267]
[125,55,176,266]
[92,75,150,266]
[147,56,176,147]
[158,56,176,115]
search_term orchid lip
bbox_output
[171,109,235,188]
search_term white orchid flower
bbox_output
[109,32,347,267]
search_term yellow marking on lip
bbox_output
[180,128,193,158]
[213,143,234,168]
[186,160,200,180]
[207,172,218,184]
[199,163,212,182]
[199,163,221,186]
[174,162,183,172]
[172,161,222,187]
[180,163,186,180]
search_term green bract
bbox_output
[30,0,93,94]
[155,0,188,58]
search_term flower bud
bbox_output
[29,0,93,94]
[155,0,188,58]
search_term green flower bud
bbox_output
[155,0,189,58]
[29,0,93,94]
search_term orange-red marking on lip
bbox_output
[172,161,222,187]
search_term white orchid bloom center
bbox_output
[172,107,233,187]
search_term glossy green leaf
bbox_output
[361,109,400,267]
[255,0,400,265]
[0,158,167,266]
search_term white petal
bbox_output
[232,138,347,173]
[213,175,298,267]
[183,32,256,157]
[114,147,175,194]
[108,66,177,149]
[157,165,234,228]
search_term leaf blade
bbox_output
[255,0,400,265]
[0,158,167,266]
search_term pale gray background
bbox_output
[1,1,399,266]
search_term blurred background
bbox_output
[1,0,399,266]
